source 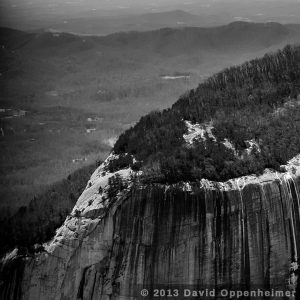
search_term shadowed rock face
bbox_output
[0,160,299,299]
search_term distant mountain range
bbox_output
[1,1,300,34]
[38,9,300,36]
[1,21,300,58]
[45,10,210,35]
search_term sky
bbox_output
[2,0,299,12]
[1,0,300,31]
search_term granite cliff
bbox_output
[0,153,299,299]
[1,45,300,299]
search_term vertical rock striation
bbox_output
[1,156,300,299]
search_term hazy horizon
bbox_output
[1,0,300,33]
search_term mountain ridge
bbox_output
[0,43,300,299]
[112,45,300,183]
[1,21,300,55]
[1,140,299,299]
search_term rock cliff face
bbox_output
[1,154,299,299]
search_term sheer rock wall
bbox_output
[1,161,300,300]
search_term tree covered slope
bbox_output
[113,45,300,183]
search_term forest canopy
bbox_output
[112,45,300,183]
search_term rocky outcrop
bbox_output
[1,155,300,299]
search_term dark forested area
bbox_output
[113,45,300,183]
[0,163,96,256]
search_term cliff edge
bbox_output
[1,45,300,300]
[1,154,299,299]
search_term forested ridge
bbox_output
[3,24,300,259]
[1,45,299,257]
[0,163,96,256]
[113,45,300,183]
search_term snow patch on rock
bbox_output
[245,139,261,155]
[284,154,300,174]
[74,152,136,212]
[222,138,261,157]
[184,121,262,158]
[198,153,300,191]
[222,138,238,155]
[183,120,216,145]
[45,152,139,253]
